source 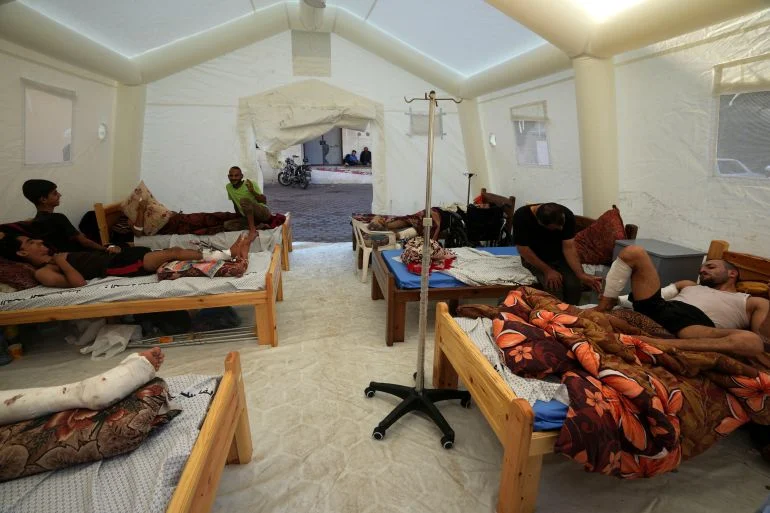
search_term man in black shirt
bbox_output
[22,179,117,254]
[513,202,601,304]
[359,146,372,167]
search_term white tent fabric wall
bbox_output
[479,69,583,213]
[479,10,770,256]
[0,40,116,224]
[141,31,468,215]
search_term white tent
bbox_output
[1,0,769,250]
[3,2,770,513]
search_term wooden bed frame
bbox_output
[431,239,770,513]
[433,302,556,513]
[0,245,283,347]
[371,249,513,346]
[94,202,293,272]
[167,350,253,513]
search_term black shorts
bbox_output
[631,289,715,335]
[106,246,152,277]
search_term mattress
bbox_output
[454,316,569,431]
[381,246,520,289]
[135,225,282,253]
[0,374,218,513]
[0,251,271,311]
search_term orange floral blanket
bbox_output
[494,287,770,478]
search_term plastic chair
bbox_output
[351,218,399,282]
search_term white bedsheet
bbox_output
[135,225,282,253]
[0,251,271,311]
[439,247,537,287]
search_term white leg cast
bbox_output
[0,353,156,425]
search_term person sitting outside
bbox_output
[222,166,271,242]
[1,234,249,289]
[513,203,601,304]
[593,246,770,357]
[359,147,372,167]
[22,179,117,254]
[343,150,359,166]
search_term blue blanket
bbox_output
[381,246,520,289]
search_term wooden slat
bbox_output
[707,240,729,260]
[281,212,292,271]
[166,351,253,513]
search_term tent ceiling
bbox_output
[19,0,273,57]
[19,0,546,76]
[338,0,545,76]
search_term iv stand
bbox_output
[364,91,470,449]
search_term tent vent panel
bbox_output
[407,108,445,139]
[292,31,331,77]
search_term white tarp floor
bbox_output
[2,242,769,513]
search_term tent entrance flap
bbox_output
[237,79,387,212]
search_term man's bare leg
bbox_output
[229,233,250,260]
[639,325,763,357]
[142,247,206,271]
[597,245,662,311]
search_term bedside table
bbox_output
[613,239,706,293]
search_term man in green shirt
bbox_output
[223,166,271,242]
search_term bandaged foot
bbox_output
[201,249,232,261]
[0,348,164,425]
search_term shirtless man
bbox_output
[2,234,250,288]
[594,245,770,357]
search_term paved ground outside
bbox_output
[264,183,372,242]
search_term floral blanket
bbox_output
[0,379,178,483]
[494,287,770,478]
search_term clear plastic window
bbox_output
[24,84,74,165]
[513,120,550,167]
[716,91,770,179]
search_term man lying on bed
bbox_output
[1,234,250,288]
[593,244,770,357]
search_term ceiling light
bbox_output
[574,0,646,22]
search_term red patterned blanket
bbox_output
[493,287,770,478]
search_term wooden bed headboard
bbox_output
[707,240,770,285]
[479,188,516,240]
[94,202,124,246]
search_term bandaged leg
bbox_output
[603,258,633,298]
[0,348,163,426]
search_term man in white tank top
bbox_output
[594,245,769,358]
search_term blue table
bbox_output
[371,246,520,346]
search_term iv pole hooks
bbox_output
[364,90,470,449]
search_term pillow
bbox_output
[574,207,627,265]
[0,256,39,291]
[121,181,175,236]
[0,378,179,483]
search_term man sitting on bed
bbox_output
[513,202,602,305]
[593,244,770,357]
[22,179,116,254]
[1,234,250,288]
[223,166,271,243]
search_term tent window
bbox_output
[511,101,550,167]
[23,81,75,166]
[715,91,770,179]
[408,108,445,139]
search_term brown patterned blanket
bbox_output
[493,287,770,478]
